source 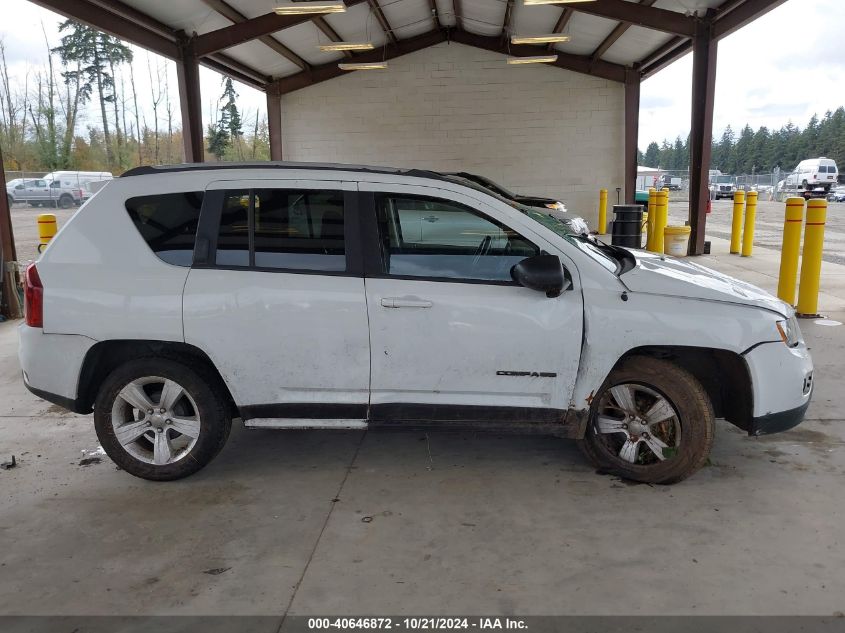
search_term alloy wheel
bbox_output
[593,382,681,465]
[110,376,201,466]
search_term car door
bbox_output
[182,179,370,427]
[359,183,584,425]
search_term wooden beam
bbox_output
[548,8,574,52]
[28,0,179,58]
[590,0,657,63]
[33,0,269,88]
[565,0,695,37]
[194,0,369,57]
[275,29,448,94]
[313,17,353,58]
[453,0,463,31]
[177,40,204,163]
[368,0,397,45]
[501,0,515,39]
[428,0,441,29]
[267,85,283,161]
[688,16,717,255]
[203,55,272,90]
[198,0,309,70]
[713,0,789,39]
[624,68,640,205]
[451,30,627,83]
[0,143,22,319]
[640,39,691,79]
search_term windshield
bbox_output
[715,176,733,184]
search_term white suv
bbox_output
[18,163,814,484]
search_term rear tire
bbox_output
[59,194,73,209]
[578,356,714,484]
[94,358,231,481]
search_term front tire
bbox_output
[94,358,231,481]
[578,356,714,484]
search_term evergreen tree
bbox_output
[643,142,660,168]
[53,20,132,167]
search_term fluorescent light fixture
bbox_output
[273,2,346,15]
[510,34,571,44]
[319,42,375,52]
[338,61,388,70]
[506,55,558,64]
[523,0,595,5]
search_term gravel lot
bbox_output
[9,202,78,263]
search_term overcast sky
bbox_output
[1,0,843,150]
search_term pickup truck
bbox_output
[6,178,83,208]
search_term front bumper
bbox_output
[743,340,813,436]
[750,398,811,436]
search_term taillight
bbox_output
[24,263,43,328]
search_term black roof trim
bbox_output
[120,161,448,182]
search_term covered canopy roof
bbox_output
[33,0,786,94]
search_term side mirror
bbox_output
[511,254,571,298]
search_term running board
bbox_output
[244,418,368,430]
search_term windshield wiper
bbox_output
[572,234,637,275]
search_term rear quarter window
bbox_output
[125,192,204,266]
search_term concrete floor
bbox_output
[1,236,845,616]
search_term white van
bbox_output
[786,158,839,192]
[43,171,113,201]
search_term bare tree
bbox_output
[146,54,163,163]
[129,59,142,164]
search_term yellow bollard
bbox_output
[796,199,828,317]
[741,191,758,257]
[598,189,608,235]
[646,188,657,250]
[37,213,57,253]
[730,190,745,254]
[653,189,669,254]
[777,198,805,305]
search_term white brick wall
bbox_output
[280,42,625,225]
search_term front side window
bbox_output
[215,188,346,272]
[376,194,538,282]
[125,191,205,266]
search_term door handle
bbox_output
[381,298,433,309]
[422,215,439,223]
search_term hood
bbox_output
[621,250,791,317]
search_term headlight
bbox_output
[776,316,803,348]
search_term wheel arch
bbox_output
[77,339,237,416]
[609,345,754,433]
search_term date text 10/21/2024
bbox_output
[307,618,529,630]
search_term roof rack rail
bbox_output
[120,161,445,181]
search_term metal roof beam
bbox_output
[275,29,448,94]
[713,0,789,39]
[590,0,657,63]
[451,30,627,82]
[367,0,398,45]
[566,0,695,37]
[547,8,574,52]
[193,0,369,57]
[198,0,309,70]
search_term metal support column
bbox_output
[177,38,204,163]
[266,84,283,161]
[624,66,641,205]
[688,12,717,255]
[0,143,22,319]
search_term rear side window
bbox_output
[125,192,204,266]
[214,188,346,272]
